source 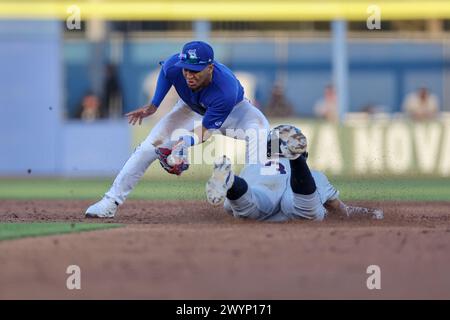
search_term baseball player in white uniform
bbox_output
[85,41,269,218]
[206,125,384,221]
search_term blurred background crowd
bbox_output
[65,17,450,123]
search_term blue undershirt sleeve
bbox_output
[150,67,172,107]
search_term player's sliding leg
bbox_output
[86,101,201,218]
[289,154,316,196]
[206,156,277,220]
[271,124,326,221]
[272,125,383,221]
[287,154,327,221]
[206,155,252,208]
[289,154,384,221]
[206,156,236,206]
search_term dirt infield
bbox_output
[0,200,449,299]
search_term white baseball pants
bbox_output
[106,99,269,204]
[224,186,326,222]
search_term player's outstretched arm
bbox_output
[125,104,158,125]
[167,124,210,166]
[324,198,384,220]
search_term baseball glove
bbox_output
[155,147,189,176]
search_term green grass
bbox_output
[0,177,448,201]
[0,179,206,200]
[331,177,450,201]
[0,223,123,241]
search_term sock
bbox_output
[226,175,248,200]
[289,155,316,195]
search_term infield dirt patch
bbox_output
[0,200,449,299]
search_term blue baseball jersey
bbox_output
[151,53,244,130]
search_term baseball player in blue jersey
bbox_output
[86,41,269,218]
[206,125,384,222]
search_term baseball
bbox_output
[167,154,178,166]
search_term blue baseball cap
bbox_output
[175,41,214,72]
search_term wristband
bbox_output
[180,135,196,147]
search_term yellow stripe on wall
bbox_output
[0,1,449,21]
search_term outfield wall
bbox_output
[0,20,132,178]
[0,20,63,176]
[1,113,449,178]
[132,116,450,179]
[65,38,450,117]
[290,117,450,177]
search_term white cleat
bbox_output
[206,156,235,206]
[271,124,307,160]
[85,196,118,218]
[372,209,384,220]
